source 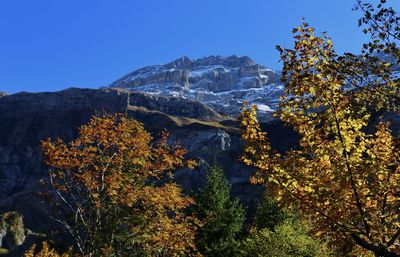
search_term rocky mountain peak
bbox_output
[161,55,256,70]
[110,55,283,120]
[190,55,255,68]
[165,56,192,70]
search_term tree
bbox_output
[41,113,199,257]
[240,14,400,257]
[253,191,293,231]
[194,166,245,257]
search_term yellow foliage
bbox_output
[241,22,400,256]
[24,242,70,257]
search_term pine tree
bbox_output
[194,166,245,257]
[254,191,293,230]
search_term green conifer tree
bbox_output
[194,166,245,257]
[254,191,293,230]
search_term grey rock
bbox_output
[0,212,25,251]
[128,92,221,120]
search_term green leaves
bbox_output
[242,220,331,257]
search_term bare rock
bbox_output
[0,212,25,251]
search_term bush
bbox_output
[242,220,331,257]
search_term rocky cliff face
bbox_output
[0,86,294,232]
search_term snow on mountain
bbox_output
[110,55,284,119]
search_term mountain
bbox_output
[0,56,300,254]
[110,55,283,121]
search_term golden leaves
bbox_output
[241,22,400,255]
[41,113,199,256]
[24,242,71,257]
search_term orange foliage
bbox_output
[24,242,71,257]
[41,113,199,256]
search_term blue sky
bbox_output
[1,0,399,94]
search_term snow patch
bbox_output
[256,104,275,112]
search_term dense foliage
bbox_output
[253,191,293,230]
[35,114,332,257]
[242,221,331,257]
[241,192,330,257]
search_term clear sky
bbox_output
[1,0,399,94]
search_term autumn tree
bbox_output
[194,166,245,257]
[41,113,199,257]
[240,5,400,256]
